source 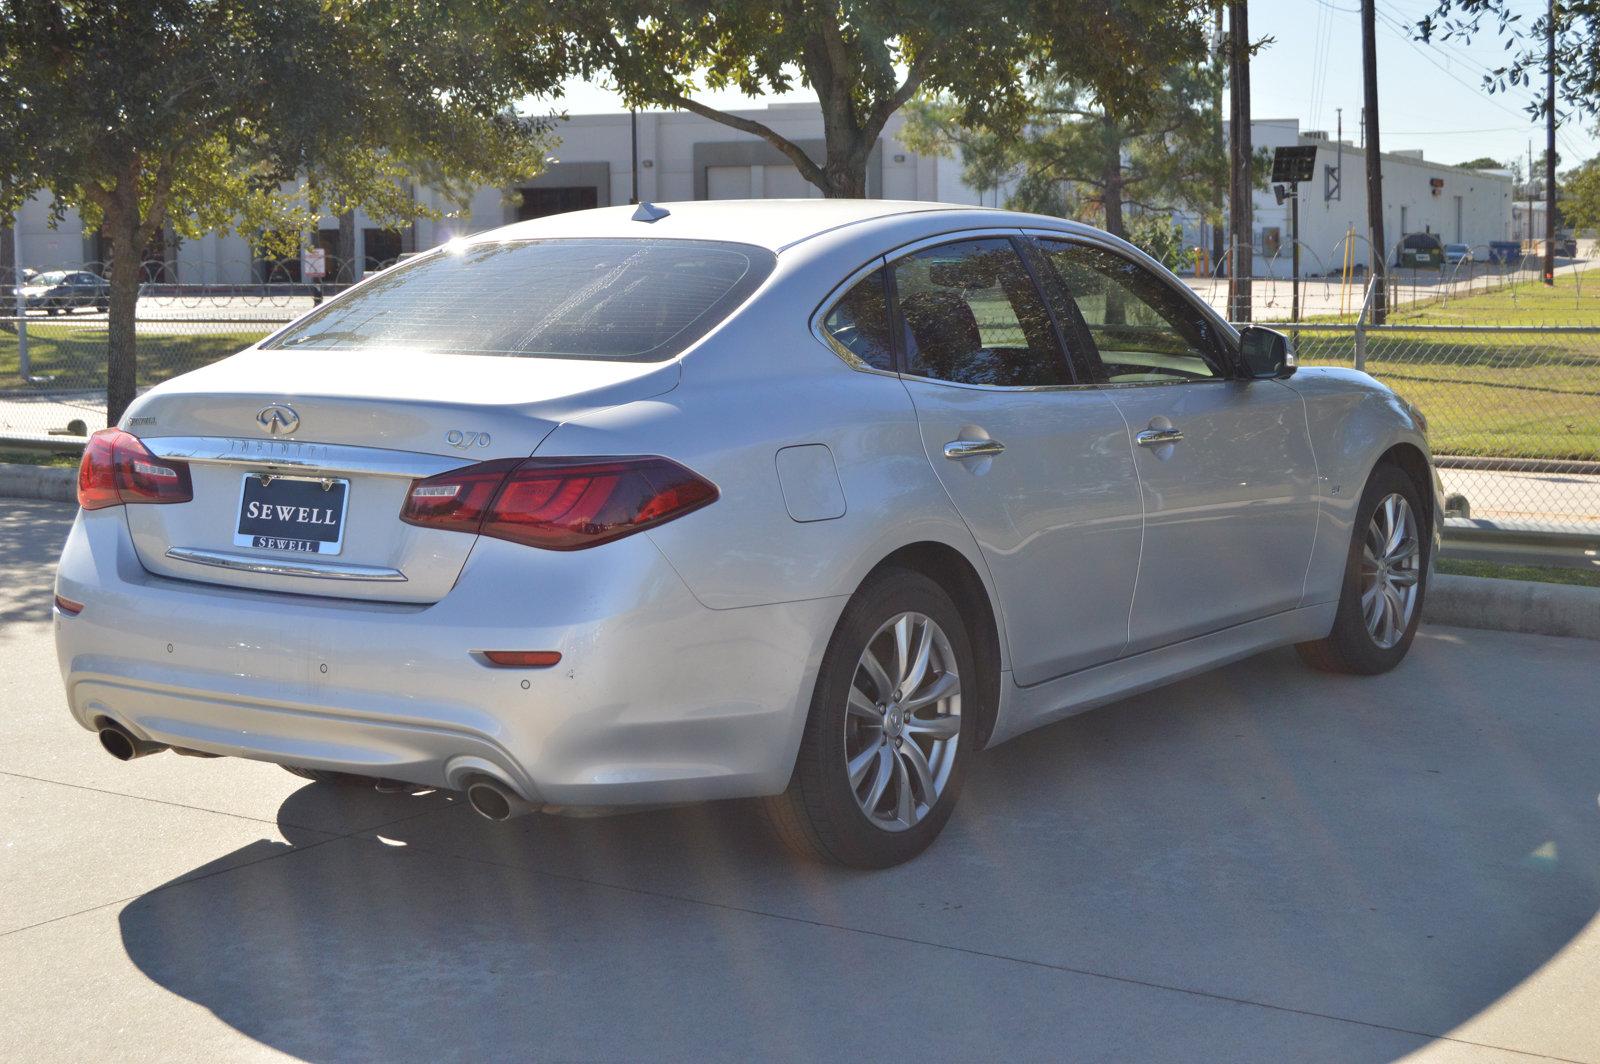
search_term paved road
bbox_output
[2,499,1598,1062]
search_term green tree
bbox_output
[902,7,1219,241]
[543,0,1209,199]
[1417,3,1596,119]
[1561,158,1600,233]
[1456,155,1507,170]
[0,1,561,422]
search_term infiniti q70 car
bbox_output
[55,201,1439,867]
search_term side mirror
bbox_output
[1238,326,1296,380]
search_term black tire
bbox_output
[1297,462,1430,675]
[763,567,976,868]
[281,765,373,786]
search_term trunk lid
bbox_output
[121,348,679,603]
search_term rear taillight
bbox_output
[400,456,718,551]
[77,428,193,510]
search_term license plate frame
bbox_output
[234,473,351,555]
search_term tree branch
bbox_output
[664,93,828,190]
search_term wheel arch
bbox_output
[1374,441,1436,538]
[865,541,1003,749]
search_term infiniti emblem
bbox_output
[256,404,300,436]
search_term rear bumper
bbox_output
[55,509,841,805]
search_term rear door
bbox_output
[876,234,1143,684]
[1030,235,1319,653]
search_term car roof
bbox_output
[465,199,1103,253]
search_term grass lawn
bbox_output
[1437,557,1600,589]
[1385,270,1600,326]
[1292,274,1600,460]
[0,321,268,392]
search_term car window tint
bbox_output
[263,238,776,362]
[891,238,1069,387]
[821,269,895,371]
[1037,241,1221,383]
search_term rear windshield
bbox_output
[263,238,776,362]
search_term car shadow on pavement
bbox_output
[115,638,1600,1062]
[0,499,76,631]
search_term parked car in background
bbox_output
[1394,232,1444,268]
[1486,241,1524,265]
[55,200,1441,868]
[22,270,111,314]
[1443,243,1472,265]
[1555,236,1578,258]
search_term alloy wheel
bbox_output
[844,611,961,832]
[1360,493,1421,649]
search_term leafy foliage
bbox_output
[0,0,563,419]
[901,3,1219,238]
[1560,158,1600,234]
[1417,2,1599,122]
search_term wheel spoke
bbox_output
[848,743,880,788]
[1388,568,1420,587]
[859,647,895,703]
[899,739,937,803]
[1384,536,1418,568]
[902,670,958,712]
[847,684,883,721]
[900,621,934,698]
[906,711,960,741]
[1362,584,1383,628]
[892,615,913,686]
[892,754,914,826]
[861,746,894,812]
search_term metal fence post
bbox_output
[1354,274,1378,372]
[10,223,27,380]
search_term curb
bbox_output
[0,462,76,503]
[1,464,1594,642]
[1426,573,1600,642]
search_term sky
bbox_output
[551,0,1596,173]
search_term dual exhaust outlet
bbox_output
[96,720,534,821]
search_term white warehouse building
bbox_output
[1180,118,1516,279]
[5,107,1512,285]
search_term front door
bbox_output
[887,235,1143,684]
[1032,237,1320,653]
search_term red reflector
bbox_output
[481,651,562,668]
[78,428,193,510]
[54,594,85,616]
[401,456,718,551]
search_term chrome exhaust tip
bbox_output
[97,722,168,761]
[464,778,535,822]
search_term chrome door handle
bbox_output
[1135,428,1184,447]
[943,439,1006,460]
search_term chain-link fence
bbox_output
[1287,322,1600,532]
[4,260,1599,535]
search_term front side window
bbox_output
[821,269,895,371]
[890,238,1071,387]
[264,238,776,362]
[1037,241,1224,383]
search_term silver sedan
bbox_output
[54,201,1439,867]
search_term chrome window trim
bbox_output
[164,547,408,582]
[142,437,466,480]
[808,255,901,377]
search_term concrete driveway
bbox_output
[3,499,1598,1063]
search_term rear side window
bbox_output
[821,269,895,371]
[264,238,776,362]
[890,238,1071,387]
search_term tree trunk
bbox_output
[105,206,142,426]
[337,210,357,285]
[1102,120,1125,239]
[1,223,15,337]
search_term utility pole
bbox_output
[1543,0,1558,285]
[1211,2,1226,277]
[1227,0,1252,322]
[1360,0,1388,323]
[630,108,640,206]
